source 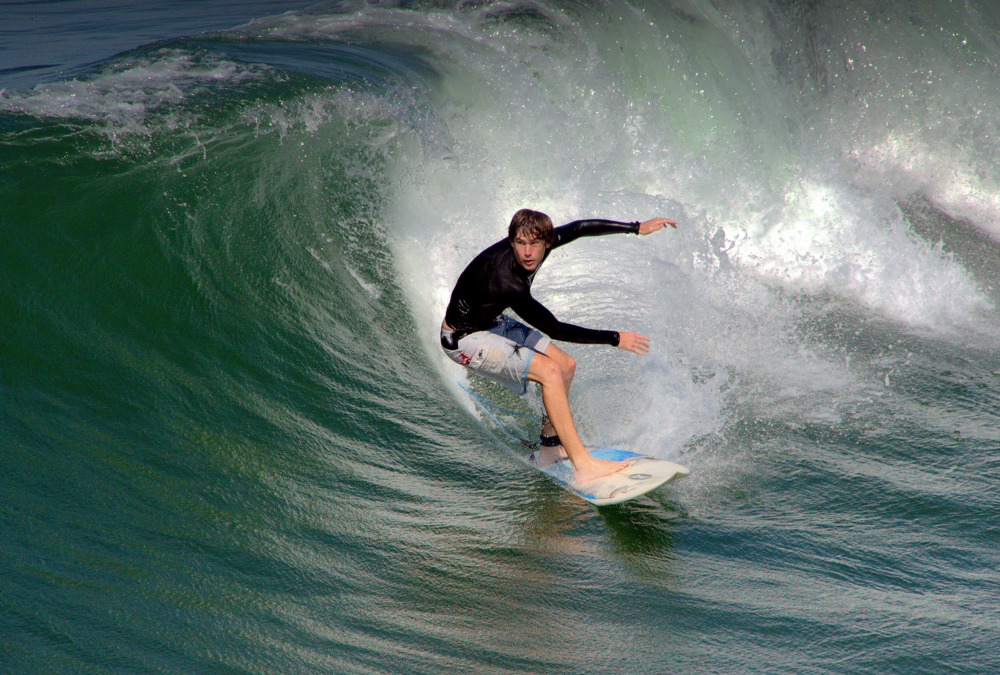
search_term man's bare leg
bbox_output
[527,350,628,483]
[538,343,575,462]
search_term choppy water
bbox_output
[2,1,999,673]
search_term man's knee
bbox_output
[544,344,575,380]
[531,355,565,388]
[563,354,576,379]
[552,352,576,385]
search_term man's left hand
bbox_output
[638,217,677,235]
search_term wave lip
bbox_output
[732,179,993,331]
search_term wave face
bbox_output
[2,2,999,673]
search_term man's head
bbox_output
[508,209,553,271]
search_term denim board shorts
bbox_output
[441,315,552,395]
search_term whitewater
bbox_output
[2,1,998,673]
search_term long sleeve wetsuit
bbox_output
[444,219,641,346]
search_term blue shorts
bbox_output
[441,315,552,395]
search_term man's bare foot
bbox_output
[571,455,630,485]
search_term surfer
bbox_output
[441,209,676,484]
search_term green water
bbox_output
[3,2,1000,673]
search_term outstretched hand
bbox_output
[617,331,651,355]
[637,217,677,235]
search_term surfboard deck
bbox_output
[523,446,689,506]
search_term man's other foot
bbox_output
[532,445,568,467]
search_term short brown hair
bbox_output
[508,209,554,246]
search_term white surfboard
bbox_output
[524,446,689,506]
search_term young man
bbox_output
[440,209,676,484]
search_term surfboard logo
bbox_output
[608,486,635,498]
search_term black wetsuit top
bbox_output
[444,219,641,346]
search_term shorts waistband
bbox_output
[440,325,472,351]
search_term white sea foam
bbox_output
[0,49,265,135]
[727,179,991,328]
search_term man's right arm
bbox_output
[512,296,620,346]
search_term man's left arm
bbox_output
[552,216,676,248]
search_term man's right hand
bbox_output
[617,331,651,355]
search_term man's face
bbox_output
[512,233,546,271]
